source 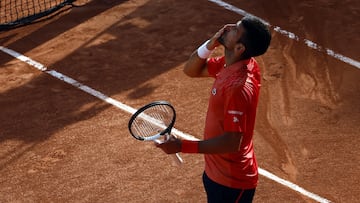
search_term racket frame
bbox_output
[128,101,183,165]
[128,101,176,141]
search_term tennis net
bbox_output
[0,0,75,31]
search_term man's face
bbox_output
[218,21,245,50]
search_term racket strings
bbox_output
[130,104,174,138]
[132,119,158,137]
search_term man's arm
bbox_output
[155,132,243,154]
[183,49,209,77]
[197,131,243,153]
[183,26,225,78]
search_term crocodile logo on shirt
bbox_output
[212,88,217,95]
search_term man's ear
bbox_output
[234,43,245,56]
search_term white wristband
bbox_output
[197,40,212,59]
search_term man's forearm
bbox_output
[183,50,208,77]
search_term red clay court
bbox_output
[0,0,359,202]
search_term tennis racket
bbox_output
[128,101,183,165]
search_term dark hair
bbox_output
[237,15,271,59]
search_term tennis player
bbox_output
[156,15,271,203]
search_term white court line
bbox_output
[0,46,198,141]
[0,46,331,203]
[209,0,360,69]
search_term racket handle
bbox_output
[154,139,183,166]
[172,153,183,166]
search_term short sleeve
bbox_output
[248,58,261,85]
[207,56,225,77]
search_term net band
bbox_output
[0,0,75,31]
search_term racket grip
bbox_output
[154,139,183,166]
[172,153,183,166]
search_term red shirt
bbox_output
[204,56,261,189]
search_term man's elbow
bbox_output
[183,67,197,77]
[183,63,199,77]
